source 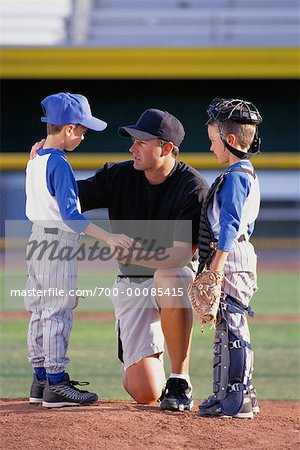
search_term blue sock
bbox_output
[34,367,46,380]
[47,371,65,385]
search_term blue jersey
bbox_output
[208,161,260,252]
[26,148,90,233]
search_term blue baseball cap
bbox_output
[41,92,107,131]
[118,109,185,146]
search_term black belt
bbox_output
[44,228,59,234]
[117,275,154,284]
[237,234,246,242]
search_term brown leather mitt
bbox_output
[191,270,224,325]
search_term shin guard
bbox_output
[213,301,252,416]
[213,319,230,401]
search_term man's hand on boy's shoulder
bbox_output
[30,139,46,159]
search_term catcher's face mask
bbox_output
[206,98,263,159]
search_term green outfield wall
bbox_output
[1,78,299,156]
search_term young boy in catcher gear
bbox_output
[193,98,262,419]
[25,93,134,408]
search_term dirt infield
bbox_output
[0,399,299,449]
[1,311,300,324]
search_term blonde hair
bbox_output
[47,124,64,135]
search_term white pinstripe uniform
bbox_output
[25,148,89,373]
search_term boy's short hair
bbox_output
[214,119,256,151]
[47,124,65,135]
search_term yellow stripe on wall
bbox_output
[1,153,299,170]
[0,48,299,79]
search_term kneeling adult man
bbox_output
[78,108,208,410]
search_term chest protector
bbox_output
[197,167,256,275]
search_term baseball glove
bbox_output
[190,270,224,325]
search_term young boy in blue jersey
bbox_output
[25,93,134,408]
[196,98,262,419]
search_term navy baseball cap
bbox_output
[41,92,107,131]
[118,109,185,146]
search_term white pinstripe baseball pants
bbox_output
[25,224,79,373]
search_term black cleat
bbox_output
[29,374,46,404]
[42,373,98,408]
[160,378,193,411]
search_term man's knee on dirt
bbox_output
[123,355,165,405]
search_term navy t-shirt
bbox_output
[78,160,208,275]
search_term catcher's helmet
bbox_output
[206,98,262,158]
[207,98,262,125]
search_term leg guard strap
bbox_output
[225,295,255,318]
[229,338,252,351]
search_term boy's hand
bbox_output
[106,233,137,249]
[30,139,45,159]
[108,235,141,262]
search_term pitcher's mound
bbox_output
[0,399,299,449]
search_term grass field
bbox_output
[2,270,298,314]
[0,271,299,400]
